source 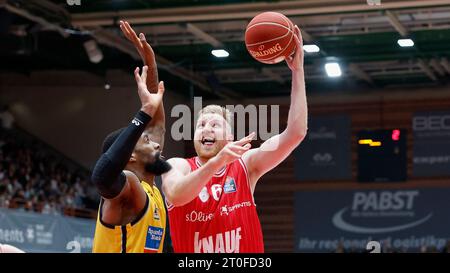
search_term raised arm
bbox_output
[120,20,166,150]
[242,25,308,193]
[91,66,164,223]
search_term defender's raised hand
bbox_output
[120,20,158,92]
[134,66,164,117]
[120,21,155,62]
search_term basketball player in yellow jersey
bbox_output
[91,22,171,253]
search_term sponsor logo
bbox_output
[332,190,433,234]
[186,211,214,222]
[220,206,229,216]
[413,155,450,165]
[309,127,336,140]
[0,225,52,245]
[153,207,160,221]
[131,118,143,126]
[34,224,52,245]
[194,227,242,253]
[220,201,252,217]
[249,43,282,58]
[0,228,25,243]
[224,177,237,193]
[413,115,450,131]
[312,153,333,164]
[144,226,163,253]
[26,226,34,243]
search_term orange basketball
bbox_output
[245,12,297,64]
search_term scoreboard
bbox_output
[357,129,407,182]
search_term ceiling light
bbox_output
[397,38,414,47]
[211,49,229,58]
[303,44,320,53]
[325,62,342,77]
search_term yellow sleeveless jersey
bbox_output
[92,181,166,253]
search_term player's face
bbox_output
[133,133,171,175]
[135,133,160,163]
[194,113,232,159]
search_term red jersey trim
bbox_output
[195,157,227,177]
[165,198,174,211]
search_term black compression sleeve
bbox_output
[91,111,151,199]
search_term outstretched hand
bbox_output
[120,20,159,92]
[120,20,155,63]
[213,132,255,166]
[286,25,304,71]
[134,66,164,117]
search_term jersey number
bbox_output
[199,184,223,202]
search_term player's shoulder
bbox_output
[240,148,257,168]
[167,157,191,171]
[167,157,189,164]
[123,170,140,183]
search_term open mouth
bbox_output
[201,137,216,146]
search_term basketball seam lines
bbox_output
[247,14,291,35]
[253,14,294,61]
[246,22,291,47]
[256,29,295,61]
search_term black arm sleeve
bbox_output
[91,111,151,199]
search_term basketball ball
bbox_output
[245,12,297,64]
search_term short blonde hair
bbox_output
[198,105,232,125]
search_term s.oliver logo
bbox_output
[332,190,433,234]
[186,211,214,222]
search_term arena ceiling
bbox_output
[1,0,450,99]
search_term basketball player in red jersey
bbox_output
[161,25,307,253]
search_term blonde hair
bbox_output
[197,105,233,137]
[198,105,232,125]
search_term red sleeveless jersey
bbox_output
[167,157,264,253]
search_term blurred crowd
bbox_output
[0,132,98,215]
